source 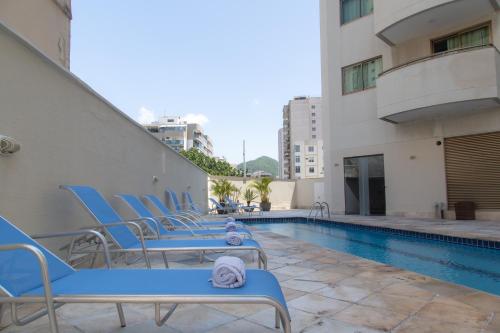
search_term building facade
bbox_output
[0,0,72,68]
[144,116,214,156]
[281,97,324,180]
[320,0,500,219]
[278,128,285,179]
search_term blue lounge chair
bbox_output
[165,188,202,220]
[116,194,252,238]
[0,216,291,333]
[61,185,266,269]
[226,196,262,216]
[182,191,203,215]
[147,194,245,230]
[210,197,231,215]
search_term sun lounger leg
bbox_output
[275,309,281,329]
[162,252,169,268]
[116,304,126,327]
[90,242,101,268]
[155,303,178,326]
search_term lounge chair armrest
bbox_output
[0,244,58,330]
[170,213,203,228]
[79,221,152,268]
[31,230,112,268]
[156,215,196,235]
[125,217,162,239]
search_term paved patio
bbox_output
[2,225,499,333]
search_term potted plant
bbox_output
[210,179,233,214]
[243,188,258,211]
[250,177,273,211]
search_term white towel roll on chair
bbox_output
[211,256,246,288]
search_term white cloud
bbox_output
[137,107,156,124]
[181,113,209,126]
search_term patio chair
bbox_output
[61,185,266,269]
[182,191,204,215]
[147,194,245,230]
[165,188,203,221]
[0,216,291,333]
[116,194,252,238]
[209,198,239,215]
[225,197,262,216]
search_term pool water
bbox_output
[251,220,500,296]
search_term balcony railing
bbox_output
[374,0,497,45]
[377,45,500,123]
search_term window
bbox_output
[312,112,316,117]
[309,167,315,173]
[312,127,316,132]
[312,135,317,139]
[433,25,490,54]
[295,156,300,163]
[312,120,316,124]
[309,157,315,163]
[311,105,316,109]
[343,57,382,94]
[308,146,315,153]
[295,166,301,173]
[294,145,300,153]
[341,0,373,25]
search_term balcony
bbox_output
[374,0,498,45]
[377,46,500,123]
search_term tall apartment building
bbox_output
[0,0,72,68]
[278,128,285,179]
[320,0,500,219]
[144,116,214,156]
[281,97,324,180]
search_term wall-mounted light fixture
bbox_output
[0,135,21,156]
[152,176,159,183]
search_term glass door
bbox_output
[344,155,386,215]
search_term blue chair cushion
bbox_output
[23,269,288,313]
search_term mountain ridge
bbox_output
[237,156,279,177]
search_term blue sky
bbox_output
[71,0,321,164]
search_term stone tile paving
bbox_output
[2,227,499,332]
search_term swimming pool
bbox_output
[246,218,500,296]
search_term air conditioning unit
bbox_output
[0,135,21,156]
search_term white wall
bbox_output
[294,178,325,209]
[0,0,71,68]
[208,177,323,210]
[0,24,208,251]
[209,177,296,210]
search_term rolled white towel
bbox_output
[225,221,237,232]
[211,256,246,288]
[226,232,243,246]
[225,217,236,222]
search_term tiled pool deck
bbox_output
[2,212,500,332]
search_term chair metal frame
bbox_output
[0,239,289,333]
[60,186,267,269]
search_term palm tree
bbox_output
[243,188,258,206]
[250,178,273,211]
[210,179,233,203]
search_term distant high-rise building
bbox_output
[278,128,284,179]
[281,97,323,180]
[143,116,214,156]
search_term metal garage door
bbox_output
[445,131,500,209]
